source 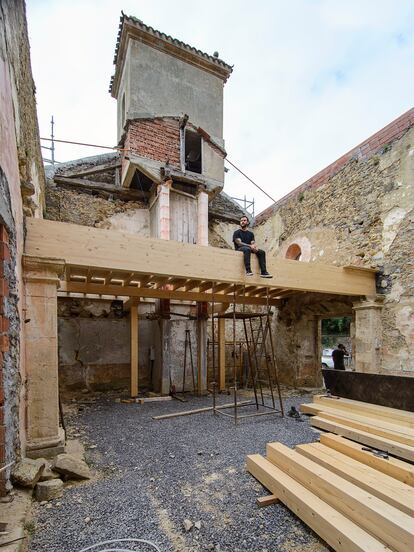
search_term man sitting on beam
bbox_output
[233,216,272,278]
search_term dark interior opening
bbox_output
[171,180,197,196]
[185,130,202,174]
[130,169,153,192]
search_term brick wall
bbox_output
[0,225,9,495]
[124,117,181,168]
[256,107,414,224]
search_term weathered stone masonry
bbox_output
[254,109,414,381]
[0,0,46,491]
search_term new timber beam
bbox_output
[25,219,376,297]
[59,281,279,306]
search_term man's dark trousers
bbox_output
[238,246,267,273]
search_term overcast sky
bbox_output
[26,0,414,214]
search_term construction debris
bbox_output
[52,454,91,480]
[11,459,45,488]
[183,519,193,532]
[35,480,64,502]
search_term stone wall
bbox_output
[45,186,149,234]
[0,0,46,492]
[255,120,414,380]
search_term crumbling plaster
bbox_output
[45,186,148,233]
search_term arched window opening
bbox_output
[286,243,302,261]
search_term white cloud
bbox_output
[26,0,414,214]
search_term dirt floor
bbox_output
[28,391,328,552]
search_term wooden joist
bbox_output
[246,454,390,552]
[300,403,414,441]
[316,411,414,447]
[314,395,414,428]
[59,281,278,306]
[310,416,414,462]
[320,433,414,487]
[295,442,414,516]
[266,442,414,552]
[24,218,377,298]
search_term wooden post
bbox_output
[197,302,208,395]
[218,317,226,391]
[130,302,139,397]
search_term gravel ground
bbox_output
[29,392,328,552]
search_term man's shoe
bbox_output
[245,271,254,276]
[260,272,272,278]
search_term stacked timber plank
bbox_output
[301,394,414,462]
[247,395,414,551]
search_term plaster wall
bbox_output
[123,40,224,141]
[58,300,155,391]
[202,141,224,183]
[255,126,414,377]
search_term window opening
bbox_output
[321,317,352,370]
[185,130,202,174]
[285,243,302,260]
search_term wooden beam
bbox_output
[59,281,279,306]
[62,160,121,178]
[314,395,414,428]
[199,281,212,292]
[296,442,414,516]
[256,494,279,508]
[300,403,414,441]
[320,433,414,487]
[184,280,201,292]
[130,303,139,397]
[310,416,414,462]
[266,442,414,552]
[197,317,207,395]
[218,317,226,391]
[25,219,377,297]
[54,176,149,201]
[317,411,414,447]
[247,454,390,552]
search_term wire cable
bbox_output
[78,539,161,552]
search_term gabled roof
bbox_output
[110,12,233,96]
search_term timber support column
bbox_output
[353,298,384,373]
[23,256,65,459]
[196,302,208,395]
[218,317,226,391]
[196,189,209,394]
[130,301,139,397]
